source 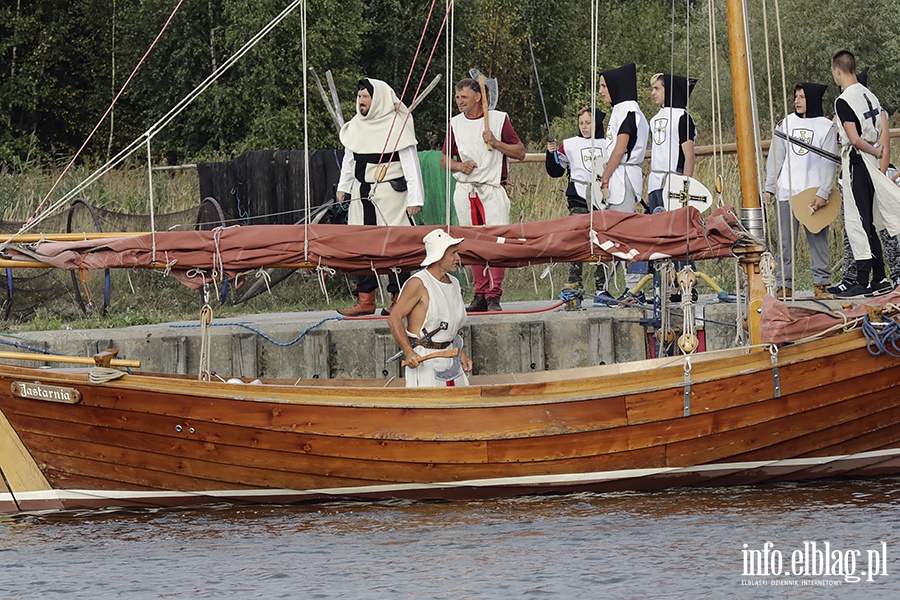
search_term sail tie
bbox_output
[315,262,336,303]
[253,267,273,295]
[369,261,386,305]
[759,251,777,296]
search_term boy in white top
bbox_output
[596,63,649,304]
[647,73,698,212]
[764,82,838,299]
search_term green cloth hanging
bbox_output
[416,150,457,226]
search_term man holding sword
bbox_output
[387,229,473,387]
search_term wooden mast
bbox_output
[726,0,767,346]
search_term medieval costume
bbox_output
[835,81,900,295]
[546,108,607,289]
[444,94,523,309]
[400,230,470,388]
[337,78,424,315]
[648,74,698,212]
[764,82,837,297]
[597,63,649,301]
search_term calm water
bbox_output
[2,479,900,599]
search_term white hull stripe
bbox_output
[4,448,900,506]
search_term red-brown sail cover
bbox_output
[7,206,744,289]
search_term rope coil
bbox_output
[862,313,900,357]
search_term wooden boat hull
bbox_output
[1,330,899,515]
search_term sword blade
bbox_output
[773,129,840,164]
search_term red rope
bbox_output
[374,0,454,174]
[30,0,189,224]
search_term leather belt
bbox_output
[409,336,451,350]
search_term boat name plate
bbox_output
[11,382,81,404]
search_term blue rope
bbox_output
[0,334,66,356]
[559,286,583,304]
[861,313,900,357]
[169,316,343,347]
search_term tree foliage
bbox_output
[1,0,898,168]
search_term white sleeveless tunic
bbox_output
[604,101,648,207]
[559,135,607,206]
[774,114,837,201]
[403,269,468,387]
[449,110,511,225]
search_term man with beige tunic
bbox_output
[388,230,473,387]
[336,78,424,316]
[440,77,525,313]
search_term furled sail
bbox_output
[3,206,747,289]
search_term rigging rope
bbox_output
[587,0,601,261]
[444,0,454,233]
[371,0,453,202]
[23,0,188,235]
[11,0,308,247]
[302,0,310,263]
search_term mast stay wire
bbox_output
[302,0,310,264]
[23,0,188,235]
[760,0,793,298]
[445,0,454,233]
[369,0,453,203]
[6,0,308,253]
[587,0,599,258]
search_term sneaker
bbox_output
[560,283,584,309]
[870,278,893,296]
[827,279,855,295]
[593,290,617,307]
[486,296,502,312]
[833,283,869,299]
[618,290,647,305]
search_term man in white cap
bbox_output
[387,229,473,387]
[336,78,424,316]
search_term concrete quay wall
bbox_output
[13,301,745,380]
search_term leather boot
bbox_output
[813,284,832,300]
[337,291,376,316]
[380,292,399,316]
[466,294,487,313]
[486,296,502,312]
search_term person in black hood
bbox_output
[648,73,698,212]
[763,82,838,299]
[595,63,650,305]
[546,106,607,292]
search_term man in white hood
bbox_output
[336,78,425,316]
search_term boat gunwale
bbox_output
[0,328,873,410]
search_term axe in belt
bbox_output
[386,321,449,363]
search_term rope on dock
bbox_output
[169,315,343,347]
